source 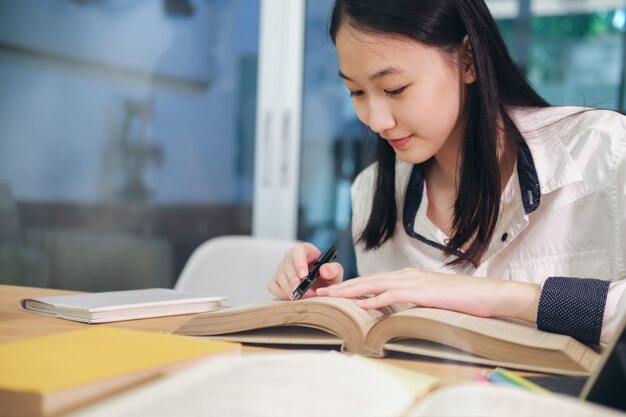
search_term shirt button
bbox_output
[501,233,508,242]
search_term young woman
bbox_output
[267,0,626,345]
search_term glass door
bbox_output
[253,0,305,240]
[0,0,261,291]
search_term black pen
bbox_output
[291,245,337,301]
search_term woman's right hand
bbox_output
[267,242,344,300]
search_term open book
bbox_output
[173,297,601,376]
[67,373,624,417]
[66,351,438,417]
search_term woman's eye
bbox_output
[349,90,364,97]
[385,86,408,96]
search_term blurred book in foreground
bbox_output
[0,327,240,417]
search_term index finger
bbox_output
[292,242,321,278]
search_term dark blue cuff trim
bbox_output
[537,277,609,345]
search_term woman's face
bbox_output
[335,26,475,164]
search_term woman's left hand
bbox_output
[315,268,541,323]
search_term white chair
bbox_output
[174,235,299,306]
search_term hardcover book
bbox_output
[0,327,240,417]
[21,288,224,323]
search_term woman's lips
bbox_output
[387,135,412,149]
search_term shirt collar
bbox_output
[402,163,463,255]
[510,106,584,196]
[403,106,584,238]
[403,140,540,236]
[516,139,541,214]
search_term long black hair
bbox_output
[330,0,549,268]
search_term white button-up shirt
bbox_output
[351,106,626,343]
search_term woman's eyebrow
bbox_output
[338,66,403,82]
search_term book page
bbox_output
[304,297,407,335]
[392,308,599,353]
[407,383,625,417]
[367,307,600,374]
[68,351,434,417]
[395,309,550,345]
[228,297,403,334]
[383,340,589,375]
[204,326,343,345]
[175,297,408,353]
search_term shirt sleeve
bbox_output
[537,278,626,345]
[537,124,626,345]
[597,122,626,344]
[537,277,609,345]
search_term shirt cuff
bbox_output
[537,277,610,345]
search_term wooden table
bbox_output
[0,284,486,388]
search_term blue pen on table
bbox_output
[291,245,337,301]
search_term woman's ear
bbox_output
[462,35,476,84]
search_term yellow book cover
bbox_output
[0,327,240,417]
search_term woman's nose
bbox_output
[366,99,396,134]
